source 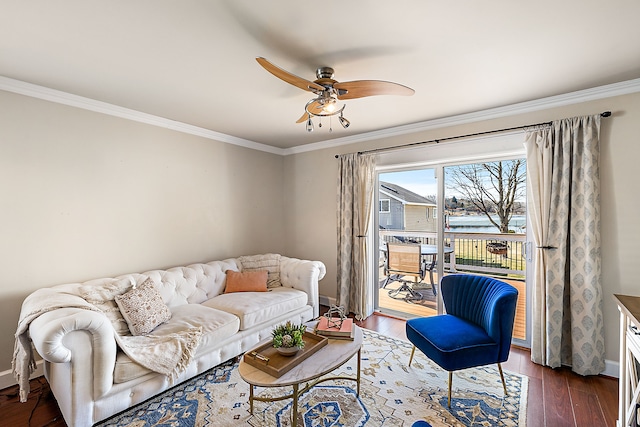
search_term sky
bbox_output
[380,161,526,202]
[379,169,437,198]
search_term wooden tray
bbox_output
[243,331,328,377]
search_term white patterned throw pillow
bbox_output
[115,277,172,335]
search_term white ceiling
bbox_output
[2,1,640,150]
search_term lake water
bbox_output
[447,214,526,233]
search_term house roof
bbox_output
[379,182,435,206]
[1,2,639,151]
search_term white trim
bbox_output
[407,202,436,208]
[379,187,435,207]
[379,189,403,204]
[2,75,639,157]
[603,358,619,379]
[319,294,336,308]
[379,198,391,213]
[0,359,44,390]
[0,76,285,156]
[284,78,640,155]
[379,189,409,206]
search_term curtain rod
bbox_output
[334,111,611,158]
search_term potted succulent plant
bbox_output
[271,321,306,356]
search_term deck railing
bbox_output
[379,230,527,278]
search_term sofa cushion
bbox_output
[115,278,172,335]
[154,304,240,357]
[113,350,150,384]
[224,270,268,293]
[202,287,308,330]
[113,304,240,383]
[238,253,281,288]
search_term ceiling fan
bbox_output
[256,57,415,132]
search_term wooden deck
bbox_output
[378,272,526,341]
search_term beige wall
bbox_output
[284,91,640,369]
[0,90,285,372]
[1,87,638,377]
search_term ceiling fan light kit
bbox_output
[256,57,414,132]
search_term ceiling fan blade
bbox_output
[256,57,325,93]
[295,99,324,123]
[296,112,308,123]
[334,80,415,100]
[306,99,324,114]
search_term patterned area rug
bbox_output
[97,329,527,427]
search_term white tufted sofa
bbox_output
[25,255,325,427]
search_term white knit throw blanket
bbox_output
[12,287,201,402]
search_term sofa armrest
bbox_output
[280,257,326,318]
[29,307,117,398]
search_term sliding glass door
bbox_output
[376,168,440,318]
[443,158,528,343]
[374,156,531,347]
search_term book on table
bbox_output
[315,317,355,340]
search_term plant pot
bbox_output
[276,346,300,356]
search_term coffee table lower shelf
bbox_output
[248,351,360,426]
[238,326,363,427]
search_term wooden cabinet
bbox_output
[614,294,640,427]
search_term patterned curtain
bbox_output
[525,115,604,375]
[336,153,376,320]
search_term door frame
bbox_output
[373,152,532,348]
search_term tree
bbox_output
[446,160,526,233]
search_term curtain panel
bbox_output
[336,153,376,320]
[525,115,604,376]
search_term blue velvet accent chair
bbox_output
[406,274,518,407]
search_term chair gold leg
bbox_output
[447,371,453,407]
[498,363,508,395]
[409,346,416,366]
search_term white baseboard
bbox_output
[602,358,619,378]
[0,360,44,390]
[319,294,336,308]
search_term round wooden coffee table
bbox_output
[238,326,363,427]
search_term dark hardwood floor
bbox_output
[354,311,619,427]
[0,309,619,426]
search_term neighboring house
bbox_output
[379,181,437,232]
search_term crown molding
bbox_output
[0,76,286,156]
[2,75,639,157]
[283,78,640,155]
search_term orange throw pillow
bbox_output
[224,270,268,293]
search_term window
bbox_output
[379,199,390,213]
[433,208,437,219]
